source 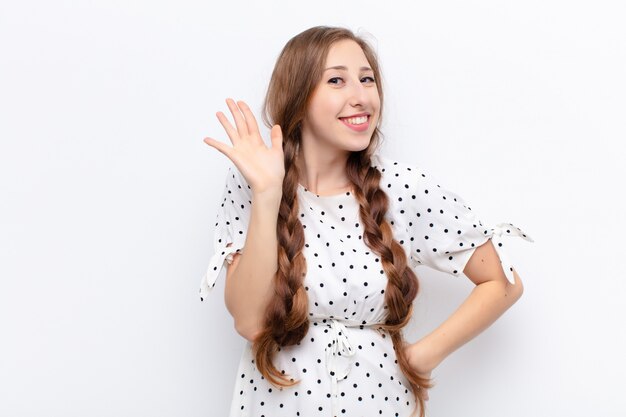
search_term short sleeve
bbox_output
[405,167,533,283]
[199,165,252,301]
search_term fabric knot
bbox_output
[489,222,534,284]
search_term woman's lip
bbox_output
[339,115,370,132]
[340,112,370,118]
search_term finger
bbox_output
[225,98,249,137]
[270,124,283,150]
[203,136,233,159]
[237,100,260,138]
[215,111,240,143]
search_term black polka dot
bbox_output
[203,155,530,415]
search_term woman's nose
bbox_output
[348,81,368,106]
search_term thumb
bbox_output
[270,124,283,149]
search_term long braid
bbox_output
[347,152,433,417]
[252,139,309,387]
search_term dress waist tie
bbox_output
[309,317,386,415]
[324,319,356,417]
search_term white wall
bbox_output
[1,1,624,416]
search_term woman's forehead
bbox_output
[324,39,370,69]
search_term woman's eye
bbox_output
[327,76,375,85]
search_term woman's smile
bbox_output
[339,114,370,132]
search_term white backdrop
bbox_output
[1,1,625,416]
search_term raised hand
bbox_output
[203,98,285,195]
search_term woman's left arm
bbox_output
[405,238,524,374]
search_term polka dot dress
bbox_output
[199,153,533,417]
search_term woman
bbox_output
[200,26,533,417]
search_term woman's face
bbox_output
[301,39,381,154]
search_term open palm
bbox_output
[203,98,285,194]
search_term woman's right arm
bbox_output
[224,187,282,342]
[203,98,285,343]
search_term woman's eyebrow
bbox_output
[324,65,373,72]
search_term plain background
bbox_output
[1,0,625,416]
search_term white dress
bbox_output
[199,153,533,417]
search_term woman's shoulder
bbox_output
[371,154,453,206]
[371,153,425,187]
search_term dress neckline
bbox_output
[295,152,384,199]
[297,182,354,199]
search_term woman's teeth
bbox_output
[342,116,368,125]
